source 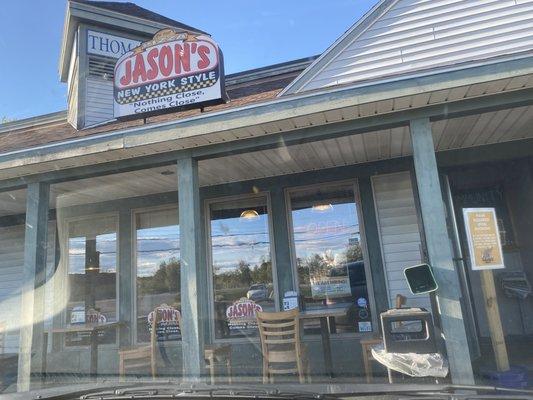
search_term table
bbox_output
[52,321,121,378]
[299,304,351,378]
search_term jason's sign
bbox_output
[148,304,181,341]
[114,29,226,119]
[226,298,262,331]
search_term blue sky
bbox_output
[0,0,376,120]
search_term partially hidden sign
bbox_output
[148,304,181,341]
[226,298,262,331]
[113,29,226,119]
[463,208,505,270]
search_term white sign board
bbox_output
[113,29,226,119]
[87,30,141,59]
[310,276,351,299]
[463,208,505,270]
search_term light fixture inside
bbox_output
[240,209,259,220]
[312,203,333,212]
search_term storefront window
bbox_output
[66,215,118,345]
[209,196,276,339]
[135,207,181,343]
[288,183,372,334]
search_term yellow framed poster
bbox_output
[462,208,505,270]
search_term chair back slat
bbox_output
[260,320,296,328]
[261,329,296,337]
[267,350,297,363]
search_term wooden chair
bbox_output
[118,306,169,379]
[256,308,310,384]
[204,345,232,384]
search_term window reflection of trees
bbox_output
[210,199,276,339]
[135,215,181,343]
[290,187,372,333]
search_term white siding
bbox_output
[372,172,431,309]
[300,0,533,91]
[0,223,56,354]
[67,41,79,128]
[85,77,114,127]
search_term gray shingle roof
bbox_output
[70,0,207,34]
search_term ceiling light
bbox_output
[240,209,259,220]
[312,203,333,212]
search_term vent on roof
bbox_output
[88,55,115,80]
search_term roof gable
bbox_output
[59,0,206,81]
[69,1,206,34]
[282,0,533,95]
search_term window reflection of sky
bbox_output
[211,212,271,274]
[136,225,180,277]
[292,202,360,264]
[68,232,117,274]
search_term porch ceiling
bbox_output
[198,104,533,186]
[1,104,533,219]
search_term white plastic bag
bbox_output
[371,343,449,378]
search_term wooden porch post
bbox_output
[17,182,50,392]
[270,188,294,305]
[177,157,205,381]
[410,118,475,385]
[118,209,133,347]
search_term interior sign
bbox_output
[463,208,505,270]
[87,30,141,59]
[113,29,226,119]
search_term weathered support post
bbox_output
[118,209,133,348]
[17,182,50,392]
[177,157,205,381]
[270,188,294,305]
[410,118,475,385]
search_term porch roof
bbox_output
[1,54,533,187]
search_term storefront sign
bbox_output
[226,298,262,330]
[87,30,141,59]
[70,307,106,325]
[86,308,107,324]
[463,208,505,270]
[113,29,226,119]
[310,276,351,299]
[148,304,181,341]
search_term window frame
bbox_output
[58,211,120,349]
[205,191,280,344]
[284,179,379,336]
[132,203,181,345]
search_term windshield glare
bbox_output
[1,0,533,398]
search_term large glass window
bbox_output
[209,196,276,339]
[135,207,181,343]
[66,215,118,345]
[288,183,372,334]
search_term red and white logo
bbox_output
[148,304,181,325]
[113,29,225,118]
[226,298,263,322]
[115,32,218,90]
